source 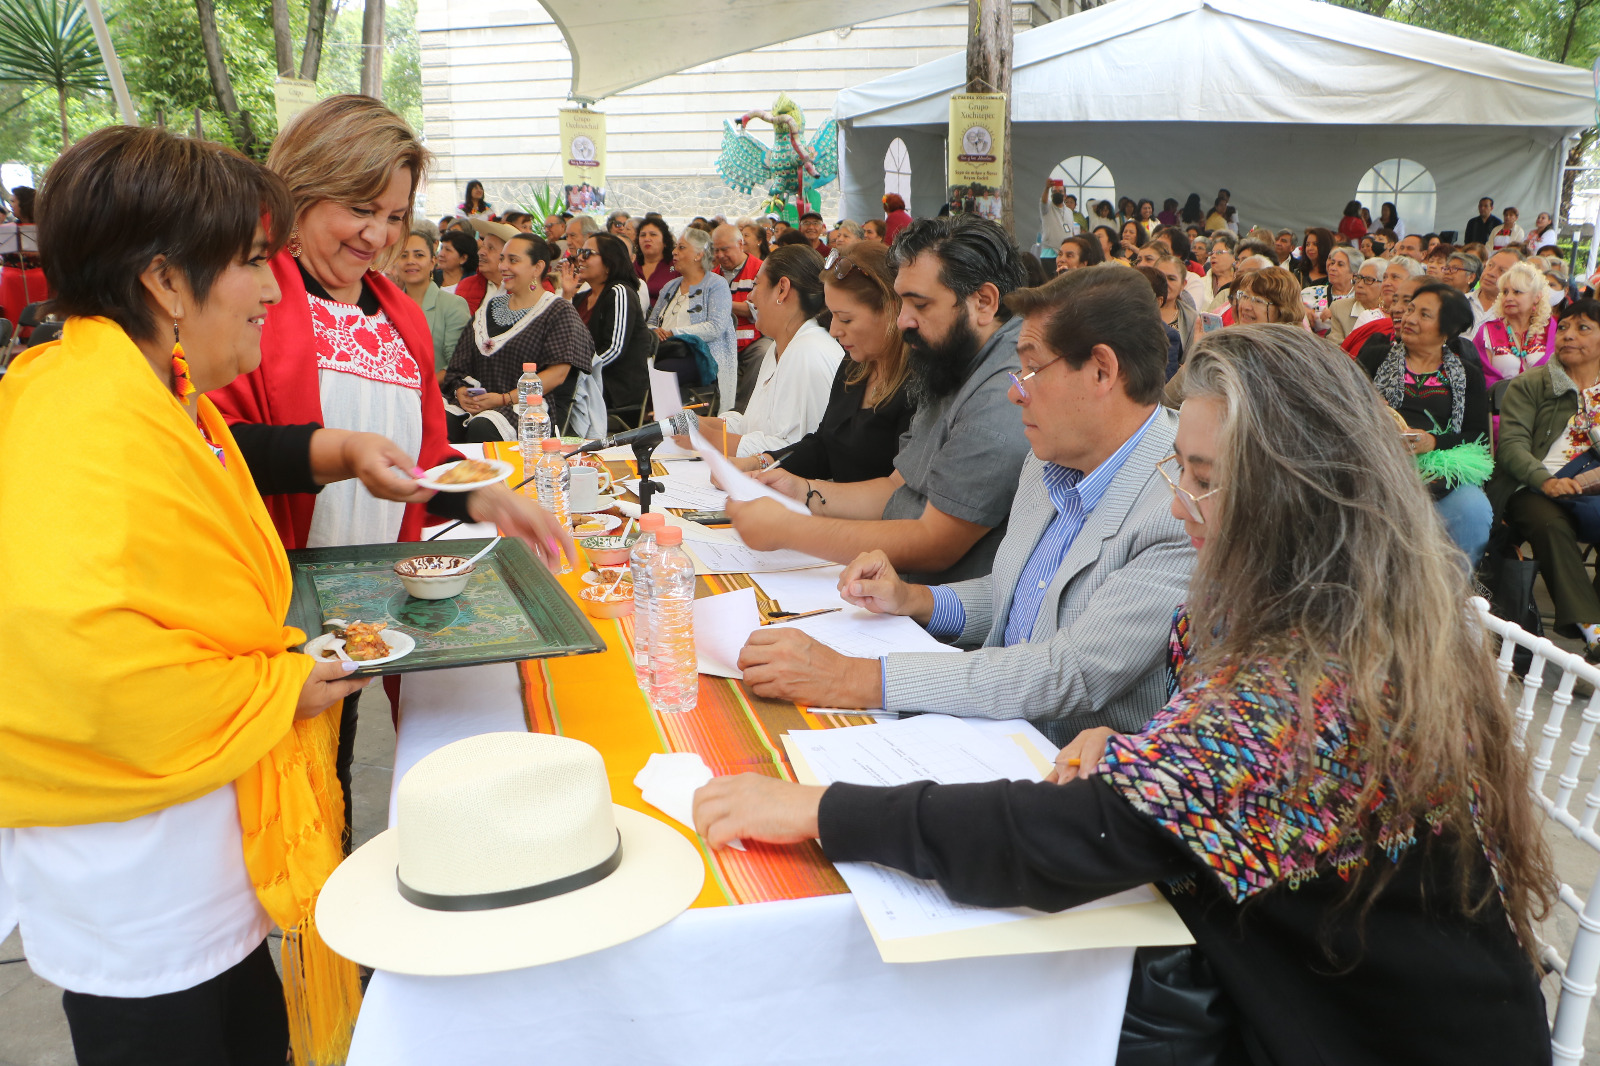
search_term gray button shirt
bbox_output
[883,315,1030,584]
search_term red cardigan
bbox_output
[210,252,461,549]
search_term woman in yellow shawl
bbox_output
[0,126,383,1065]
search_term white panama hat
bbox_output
[316,732,704,976]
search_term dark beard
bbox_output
[903,306,982,405]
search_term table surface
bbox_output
[345,444,1134,1066]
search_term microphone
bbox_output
[570,411,700,454]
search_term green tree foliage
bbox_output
[0,0,108,148]
[1330,0,1598,65]
[0,0,421,170]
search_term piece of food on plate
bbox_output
[572,516,614,537]
[434,459,500,485]
[342,620,392,661]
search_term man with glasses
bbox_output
[1441,251,1482,295]
[734,265,1194,743]
[725,215,1031,586]
[798,211,830,257]
[712,223,768,411]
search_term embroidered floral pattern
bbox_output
[309,295,421,390]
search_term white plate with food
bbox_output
[570,513,623,538]
[304,621,416,669]
[418,458,514,493]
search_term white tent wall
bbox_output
[834,0,1591,239]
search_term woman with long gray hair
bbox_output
[694,324,1554,1064]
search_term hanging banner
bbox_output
[559,108,607,212]
[947,93,1005,221]
[274,77,318,132]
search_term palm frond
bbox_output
[0,0,107,93]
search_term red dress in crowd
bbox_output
[885,209,913,244]
[1338,215,1368,241]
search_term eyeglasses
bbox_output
[572,248,598,261]
[1353,274,1382,285]
[1233,292,1272,311]
[1008,354,1063,402]
[1157,454,1220,523]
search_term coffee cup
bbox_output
[568,465,603,511]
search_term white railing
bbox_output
[1472,596,1600,1065]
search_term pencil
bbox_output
[720,422,727,458]
[1066,758,1082,768]
[683,402,709,411]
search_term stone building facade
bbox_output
[416,1,1073,226]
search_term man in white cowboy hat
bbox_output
[456,217,519,315]
[317,732,703,976]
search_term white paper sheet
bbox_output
[620,478,728,512]
[766,607,962,658]
[693,587,760,678]
[632,751,744,850]
[649,365,684,418]
[751,566,848,614]
[685,540,833,575]
[785,715,1153,941]
[689,427,810,516]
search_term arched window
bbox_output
[1357,158,1436,235]
[1051,155,1115,214]
[883,138,911,202]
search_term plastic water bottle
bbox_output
[518,397,551,498]
[517,363,544,407]
[629,513,666,690]
[534,438,572,574]
[647,526,697,714]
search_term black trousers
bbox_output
[61,940,288,1066]
[1506,489,1600,627]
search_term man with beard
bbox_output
[733,265,1194,741]
[725,214,1032,584]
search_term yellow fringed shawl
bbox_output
[0,317,360,1064]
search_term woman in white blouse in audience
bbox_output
[688,245,843,458]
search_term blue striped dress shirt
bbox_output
[925,408,1160,644]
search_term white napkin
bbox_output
[633,752,744,850]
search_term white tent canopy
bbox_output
[834,0,1595,235]
[544,0,939,102]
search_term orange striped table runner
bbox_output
[487,441,874,910]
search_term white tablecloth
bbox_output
[347,498,1135,1066]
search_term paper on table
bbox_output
[688,428,810,516]
[613,500,737,544]
[685,540,833,575]
[619,479,728,512]
[632,752,743,849]
[751,566,847,614]
[782,715,1187,950]
[693,587,759,678]
[766,607,961,657]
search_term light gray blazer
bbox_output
[882,407,1195,744]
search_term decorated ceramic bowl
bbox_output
[579,583,635,619]
[394,555,473,599]
[580,535,633,567]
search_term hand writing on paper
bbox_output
[692,773,826,849]
[1046,727,1119,784]
[838,551,935,623]
[466,483,576,572]
[738,628,882,708]
[725,497,796,551]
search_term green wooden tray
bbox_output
[284,538,605,676]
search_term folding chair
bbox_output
[1472,596,1600,1065]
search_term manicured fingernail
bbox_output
[411,466,426,478]
[341,661,360,673]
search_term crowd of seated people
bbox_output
[4,119,1594,1065]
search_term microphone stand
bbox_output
[632,437,664,515]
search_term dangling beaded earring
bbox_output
[170,319,195,405]
[286,228,303,258]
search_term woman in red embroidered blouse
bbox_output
[210,96,572,841]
